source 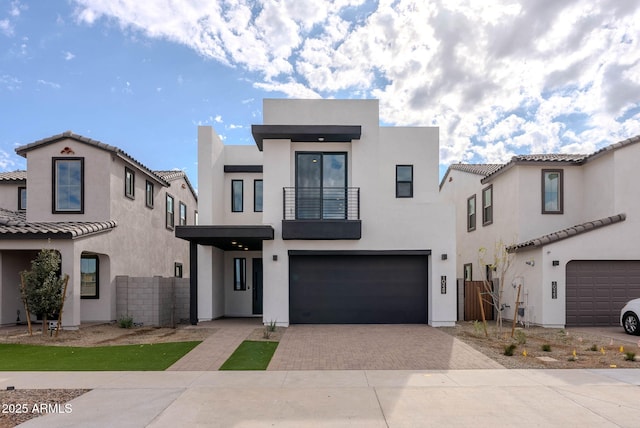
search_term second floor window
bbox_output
[542,169,563,214]
[18,186,26,210]
[53,158,84,213]
[179,202,187,225]
[232,180,243,212]
[254,179,263,212]
[146,181,154,208]
[482,185,493,225]
[125,168,135,199]
[396,165,413,198]
[467,194,476,232]
[166,194,175,229]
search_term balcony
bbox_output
[282,187,361,240]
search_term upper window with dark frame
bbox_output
[542,169,563,214]
[396,165,413,198]
[53,158,84,213]
[467,194,476,232]
[18,186,26,211]
[80,254,99,299]
[124,167,135,199]
[179,201,187,226]
[482,185,493,225]
[232,179,243,212]
[166,194,175,229]
[295,152,347,219]
[254,179,263,212]
[145,180,154,208]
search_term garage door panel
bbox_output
[566,260,640,326]
[290,254,427,324]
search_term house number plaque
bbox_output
[552,281,557,299]
[440,276,446,294]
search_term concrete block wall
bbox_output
[116,276,190,327]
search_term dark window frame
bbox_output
[463,263,473,281]
[174,262,183,278]
[467,194,476,232]
[396,165,413,198]
[254,179,263,212]
[542,169,564,214]
[232,179,244,212]
[52,157,84,214]
[124,167,135,199]
[482,184,493,226]
[18,186,26,211]
[145,180,154,208]
[179,201,187,226]
[233,257,246,291]
[80,254,99,299]
[166,193,175,230]
[294,151,348,220]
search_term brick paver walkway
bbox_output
[267,324,504,370]
[167,318,261,371]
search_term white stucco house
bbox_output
[176,98,457,327]
[0,131,197,328]
[440,135,640,328]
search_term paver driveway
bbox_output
[268,324,504,370]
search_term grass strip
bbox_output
[219,340,278,370]
[0,341,201,371]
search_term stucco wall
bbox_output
[0,182,24,211]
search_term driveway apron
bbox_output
[268,324,504,370]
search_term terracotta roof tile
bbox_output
[0,208,117,239]
[0,170,26,181]
[507,213,626,253]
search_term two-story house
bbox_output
[440,135,640,328]
[0,131,197,328]
[176,98,457,327]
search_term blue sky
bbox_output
[1,1,639,188]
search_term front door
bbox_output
[252,258,263,315]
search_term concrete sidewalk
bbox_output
[3,369,640,427]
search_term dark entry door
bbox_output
[252,258,263,315]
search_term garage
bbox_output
[566,260,640,326]
[289,251,429,324]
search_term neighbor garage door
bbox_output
[289,252,428,324]
[566,260,640,326]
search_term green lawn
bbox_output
[219,340,278,370]
[0,341,201,371]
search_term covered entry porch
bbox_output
[175,225,274,325]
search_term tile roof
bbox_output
[447,164,504,176]
[154,170,198,201]
[0,170,26,181]
[15,131,170,187]
[507,213,626,253]
[0,208,117,239]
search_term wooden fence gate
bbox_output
[464,281,494,321]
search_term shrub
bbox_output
[514,330,526,345]
[541,344,551,352]
[589,344,598,352]
[503,344,517,356]
[624,352,636,361]
[118,315,133,329]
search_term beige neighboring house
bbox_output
[440,135,640,328]
[177,99,457,327]
[0,131,197,328]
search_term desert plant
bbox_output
[20,249,67,335]
[589,344,598,352]
[503,344,517,356]
[472,320,485,336]
[541,344,551,352]
[514,329,526,345]
[118,315,134,329]
[624,352,636,361]
[267,320,277,332]
[478,239,515,332]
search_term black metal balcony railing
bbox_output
[283,187,360,220]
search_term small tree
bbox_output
[20,249,66,335]
[478,239,515,333]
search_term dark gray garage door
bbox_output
[566,260,640,326]
[289,253,428,324]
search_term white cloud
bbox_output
[70,0,640,164]
[0,19,13,36]
[214,115,222,123]
[63,51,75,60]
[37,79,61,89]
[0,74,21,90]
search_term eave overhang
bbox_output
[251,125,361,151]
[175,225,274,251]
